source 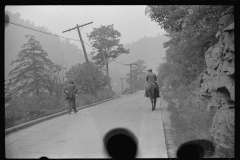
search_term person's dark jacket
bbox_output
[146,72,157,84]
[64,84,77,99]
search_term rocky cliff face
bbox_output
[187,6,234,158]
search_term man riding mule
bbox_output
[144,68,160,98]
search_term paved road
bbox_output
[5,90,168,158]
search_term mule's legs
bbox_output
[151,99,154,111]
[154,98,157,110]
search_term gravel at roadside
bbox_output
[160,98,178,158]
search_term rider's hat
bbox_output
[148,68,152,71]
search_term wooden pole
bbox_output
[125,63,138,94]
[76,25,96,97]
[62,22,97,98]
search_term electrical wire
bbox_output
[5,20,94,50]
[6,20,129,66]
[83,41,95,50]
[6,20,79,41]
[112,59,138,66]
[54,6,74,26]
[83,6,93,22]
[112,59,129,66]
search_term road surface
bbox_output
[5,90,168,158]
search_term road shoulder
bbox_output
[160,98,178,158]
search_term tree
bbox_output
[145,5,231,86]
[5,79,12,104]
[157,63,171,88]
[66,62,108,95]
[126,60,147,90]
[40,61,68,98]
[8,35,54,98]
[87,24,130,91]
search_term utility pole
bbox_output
[62,22,97,98]
[120,78,125,94]
[133,72,135,91]
[125,63,138,94]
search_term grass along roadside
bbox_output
[5,89,116,129]
[162,90,212,157]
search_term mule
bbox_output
[146,83,158,111]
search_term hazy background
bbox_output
[5,5,169,92]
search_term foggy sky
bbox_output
[5,5,165,49]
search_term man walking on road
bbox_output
[64,81,78,114]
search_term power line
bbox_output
[112,59,128,66]
[5,20,94,50]
[83,6,93,22]
[7,18,135,73]
[112,59,138,66]
[83,40,94,50]
[54,6,74,26]
[84,41,95,50]
[6,20,79,41]
[7,20,132,67]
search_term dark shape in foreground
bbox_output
[103,128,138,159]
[5,12,10,28]
[176,139,215,158]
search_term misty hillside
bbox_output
[5,11,169,93]
[109,68,128,93]
[109,34,169,92]
[4,11,85,79]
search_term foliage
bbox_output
[87,24,130,90]
[5,79,12,104]
[126,59,147,90]
[5,88,115,129]
[5,92,67,129]
[146,5,231,87]
[40,62,67,99]
[122,86,140,95]
[5,10,85,66]
[8,35,54,98]
[78,88,115,106]
[157,63,173,87]
[96,88,116,101]
[87,24,130,66]
[4,13,117,129]
[122,87,130,94]
[162,85,212,157]
[66,61,108,94]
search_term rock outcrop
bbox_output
[186,6,234,158]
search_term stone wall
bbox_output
[188,6,234,158]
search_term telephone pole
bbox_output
[62,22,97,98]
[120,78,125,94]
[125,63,138,94]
